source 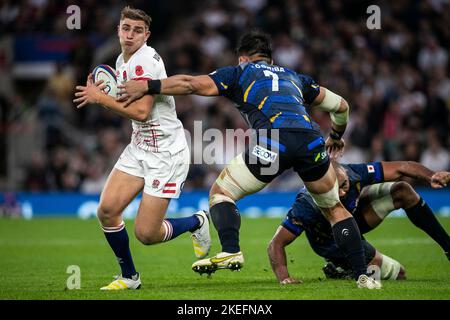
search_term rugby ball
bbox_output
[92,64,117,98]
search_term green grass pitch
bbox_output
[0,217,449,300]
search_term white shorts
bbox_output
[114,143,190,198]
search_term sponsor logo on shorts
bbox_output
[314,151,327,162]
[367,165,375,173]
[252,145,278,163]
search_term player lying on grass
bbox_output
[268,160,450,284]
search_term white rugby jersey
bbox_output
[116,44,187,154]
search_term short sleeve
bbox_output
[281,214,304,237]
[129,51,164,80]
[298,74,320,104]
[208,66,239,97]
[348,162,384,186]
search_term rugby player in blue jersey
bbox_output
[117,31,380,288]
[268,161,450,284]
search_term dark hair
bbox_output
[120,6,152,29]
[236,30,272,60]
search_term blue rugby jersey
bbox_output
[340,162,385,214]
[282,162,385,247]
[208,61,321,130]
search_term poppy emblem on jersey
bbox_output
[152,179,160,189]
[135,65,144,76]
[123,70,127,81]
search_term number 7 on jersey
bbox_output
[263,70,279,92]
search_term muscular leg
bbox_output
[358,182,450,255]
[209,153,268,253]
[134,195,170,245]
[355,183,396,232]
[369,250,406,280]
[393,182,450,254]
[209,183,241,253]
[98,168,145,278]
[304,165,350,224]
[134,193,202,245]
[305,164,368,280]
[324,241,405,280]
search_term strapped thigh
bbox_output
[215,153,268,201]
[367,182,395,219]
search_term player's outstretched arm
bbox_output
[117,75,219,107]
[381,161,450,188]
[74,74,154,122]
[311,87,349,159]
[161,75,219,96]
[268,226,302,284]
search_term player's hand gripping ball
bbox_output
[92,65,118,98]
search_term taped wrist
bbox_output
[147,80,161,94]
[330,128,344,140]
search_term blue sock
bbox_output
[102,222,137,279]
[162,215,201,241]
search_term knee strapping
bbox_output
[210,194,236,207]
[309,179,340,208]
[367,183,395,219]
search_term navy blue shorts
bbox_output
[244,129,330,183]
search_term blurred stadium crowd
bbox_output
[0,0,449,193]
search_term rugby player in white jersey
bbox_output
[73,6,211,290]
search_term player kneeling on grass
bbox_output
[73,7,211,290]
[268,160,450,284]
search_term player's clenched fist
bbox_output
[431,171,450,188]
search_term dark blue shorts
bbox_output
[244,129,330,183]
